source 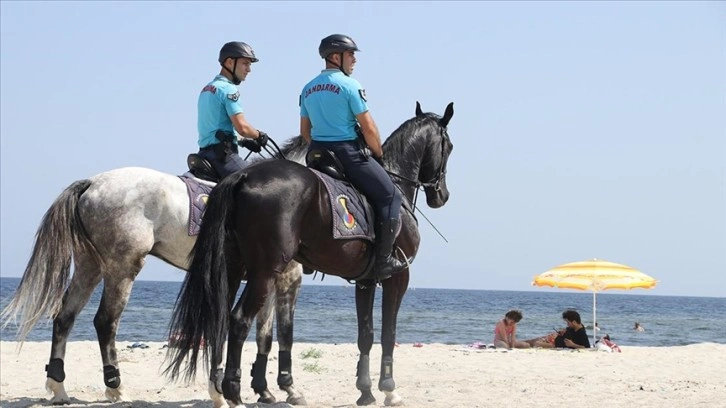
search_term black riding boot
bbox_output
[374,218,407,281]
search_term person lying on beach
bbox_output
[493,310,531,349]
[525,310,591,349]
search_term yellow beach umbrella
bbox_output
[532,259,657,345]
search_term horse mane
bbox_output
[249,135,309,164]
[279,135,308,156]
[383,112,442,166]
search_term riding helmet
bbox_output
[218,41,259,64]
[318,34,360,59]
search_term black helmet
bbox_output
[218,41,259,64]
[318,34,359,59]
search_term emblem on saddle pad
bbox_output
[310,169,375,242]
[337,195,356,229]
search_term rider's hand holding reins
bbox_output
[256,130,269,147]
[239,137,262,153]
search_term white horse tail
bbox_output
[1,179,99,342]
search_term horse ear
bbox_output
[415,101,423,117]
[440,102,454,127]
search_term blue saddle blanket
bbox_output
[310,169,375,242]
[179,172,215,236]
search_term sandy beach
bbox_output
[1,340,724,408]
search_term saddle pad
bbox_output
[179,173,215,236]
[310,169,375,242]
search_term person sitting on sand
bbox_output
[634,322,645,332]
[525,310,591,349]
[493,310,531,349]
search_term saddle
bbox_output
[186,131,244,183]
[305,149,346,180]
[187,154,221,183]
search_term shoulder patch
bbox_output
[358,89,367,102]
[227,91,240,102]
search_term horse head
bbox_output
[417,101,454,208]
[386,102,454,208]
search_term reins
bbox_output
[243,137,288,161]
[384,126,450,243]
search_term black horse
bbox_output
[165,102,455,406]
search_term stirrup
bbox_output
[374,255,408,281]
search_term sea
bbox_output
[1,277,724,347]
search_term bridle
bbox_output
[385,127,450,209]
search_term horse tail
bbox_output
[165,170,248,382]
[0,179,98,342]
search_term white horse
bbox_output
[1,137,310,407]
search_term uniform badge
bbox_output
[227,91,240,102]
[358,89,367,102]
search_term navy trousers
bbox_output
[309,140,401,221]
[198,144,248,179]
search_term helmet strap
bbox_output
[325,52,349,76]
[223,58,242,85]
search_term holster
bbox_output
[214,130,239,157]
[354,124,372,158]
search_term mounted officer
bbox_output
[197,41,269,178]
[299,34,406,281]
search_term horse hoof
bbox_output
[257,389,277,404]
[211,396,229,408]
[384,390,403,406]
[209,381,227,408]
[50,395,71,406]
[225,399,245,408]
[287,395,308,406]
[356,390,376,406]
[281,384,307,406]
[45,378,70,405]
[105,385,126,402]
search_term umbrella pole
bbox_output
[592,290,597,347]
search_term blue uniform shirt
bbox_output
[197,75,244,148]
[300,69,368,142]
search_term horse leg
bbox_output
[222,276,273,406]
[46,262,102,405]
[251,284,276,403]
[247,262,305,405]
[378,275,409,407]
[354,284,377,406]
[208,362,227,408]
[92,264,141,403]
[274,262,306,405]
[208,278,241,408]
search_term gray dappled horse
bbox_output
[0,138,310,406]
[166,102,455,407]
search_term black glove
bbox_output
[256,131,269,148]
[239,138,261,153]
[373,155,385,167]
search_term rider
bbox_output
[299,34,405,281]
[197,41,269,179]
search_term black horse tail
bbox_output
[0,180,99,343]
[165,170,249,383]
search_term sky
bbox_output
[1,2,724,298]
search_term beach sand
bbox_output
[1,341,724,408]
